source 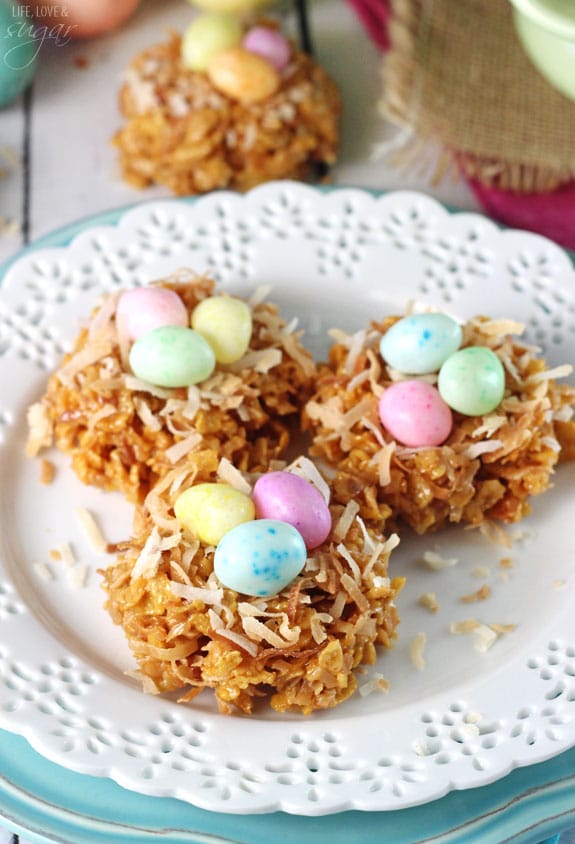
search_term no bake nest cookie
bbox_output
[26,273,315,504]
[101,456,403,715]
[112,27,341,195]
[304,315,575,535]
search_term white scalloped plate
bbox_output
[0,183,575,816]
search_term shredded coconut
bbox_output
[165,432,203,464]
[75,508,107,552]
[464,439,504,460]
[170,582,224,605]
[422,550,459,570]
[217,458,252,494]
[410,632,427,670]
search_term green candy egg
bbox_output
[438,346,505,416]
[181,12,242,71]
[0,2,38,108]
[129,325,216,388]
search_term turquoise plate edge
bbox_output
[1,187,574,844]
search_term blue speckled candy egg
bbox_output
[379,313,463,375]
[129,325,215,387]
[0,3,38,109]
[214,519,307,597]
[438,346,505,416]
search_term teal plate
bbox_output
[1,194,574,844]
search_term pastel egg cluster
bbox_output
[378,313,506,447]
[181,13,291,103]
[175,471,332,597]
[117,287,253,388]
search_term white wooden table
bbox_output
[0,0,477,269]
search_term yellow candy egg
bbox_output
[174,483,255,546]
[206,47,280,103]
[191,296,253,364]
[181,13,242,72]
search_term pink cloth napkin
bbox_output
[345,0,575,252]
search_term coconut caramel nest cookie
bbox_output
[112,15,341,195]
[101,455,403,715]
[26,273,315,504]
[304,313,575,535]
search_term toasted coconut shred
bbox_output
[304,315,575,534]
[101,456,404,715]
[26,275,316,504]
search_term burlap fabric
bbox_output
[381,0,575,192]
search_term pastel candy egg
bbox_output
[174,483,255,546]
[191,296,252,364]
[243,27,291,71]
[380,313,463,375]
[438,346,505,416]
[116,287,188,341]
[378,380,453,447]
[181,13,242,71]
[215,519,307,597]
[207,46,280,103]
[188,0,274,12]
[129,326,215,387]
[252,471,331,550]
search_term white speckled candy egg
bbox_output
[191,296,252,364]
[380,313,463,375]
[438,346,505,416]
[175,483,255,546]
[214,519,307,597]
[129,326,215,387]
[117,287,188,341]
[252,471,331,549]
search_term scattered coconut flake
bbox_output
[422,550,459,570]
[358,673,391,697]
[460,584,492,604]
[56,542,76,567]
[34,562,53,582]
[248,285,272,307]
[87,404,117,431]
[40,458,55,485]
[170,582,224,605]
[372,575,391,589]
[88,292,119,341]
[26,402,53,456]
[472,565,491,579]
[241,616,295,648]
[450,619,480,635]
[553,405,574,422]
[310,613,332,644]
[412,738,431,757]
[418,592,440,613]
[216,626,259,657]
[68,565,89,590]
[217,458,252,495]
[498,571,510,583]
[372,441,396,486]
[525,364,573,384]
[286,456,330,503]
[126,669,161,695]
[340,573,370,612]
[490,623,517,635]
[464,711,483,724]
[280,331,315,378]
[228,347,282,374]
[472,415,506,439]
[553,579,567,591]
[362,417,387,447]
[336,543,362,581]
[464,439,504,460]
[387,368,437,384]
[133,397,162,432]
[476,318,525,336]
[75,508,107,552]
[333,500,360,542]
[124,375,174,399]
[131,527,162,580]
[541,435,561,452]
[57,337,113,386]
[461,722,480,738]
[410,632,427,670]
[165,432,203,464]
[343,329,367,375]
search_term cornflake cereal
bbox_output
[27,275,315,504]
[305,316,575,534]
[113,29,341,195]
[101,457,404,715]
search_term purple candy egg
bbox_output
[252,471,331,550]
[242,26,291,71]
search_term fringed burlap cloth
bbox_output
[382,0,575,192]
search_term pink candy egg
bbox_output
[378,380,453,448]
[252,471,331,550]
[242,26,291,71]
[116,287,188,341]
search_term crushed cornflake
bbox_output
[499,557,515,569]
[75,508,107,552]
[418,592,440,613]
[460,584,491,604]
[422,550,459,570]
[410,632,427,670]
[217,457,251,495]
